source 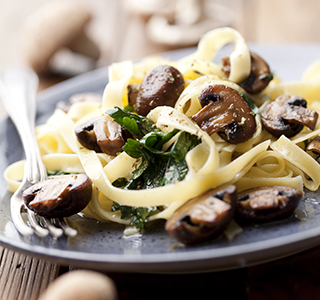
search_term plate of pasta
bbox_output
[2,27,320,273]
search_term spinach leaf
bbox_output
[259,72,274,81]
[47,170,70,176]
[121,130,200,189]
[108,107,201,230]
[107,107,201,189]
[240,93,259,115]
[111,203,158,231]
[107,107,156,138]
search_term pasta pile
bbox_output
[5,27,320,230]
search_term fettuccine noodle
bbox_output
[4,27,320,231]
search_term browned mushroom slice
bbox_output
[75,115,125,156]
[190,85,256,143]
[23,174,92,218]
[261,95,318,138]
[222,52,273,94]
[306,136,320,163]
[135,65,185,116]
[165,185,237,244]
[235,186,302,224]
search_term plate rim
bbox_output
[2,44,320,273]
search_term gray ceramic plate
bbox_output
[1,44,320,274]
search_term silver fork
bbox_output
[0,68,77,238]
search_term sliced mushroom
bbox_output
[23,174,92,218]
[235,186,302,224]
[222,52,273,94]
[261,95,318,138]
[165,185,237,244]
[306,136,320,163]
[75,115,125,156]
[135,65,185,116]
[190,85,256,143]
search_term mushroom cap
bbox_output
[166,185,237,244]
[135,65,185,116]
[23,174,92,218]
[236,186,302,224]
[21,1,94,73]
[75,115,125,156]
[261,95,318,138]
[191,84,256,143]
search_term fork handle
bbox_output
[0,68,46,183]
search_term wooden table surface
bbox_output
[2,0,320,299]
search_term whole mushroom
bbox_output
[134,65,185,116]
[261,95,318,138]
[190,84,256,143]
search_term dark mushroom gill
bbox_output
[191,85,256,143]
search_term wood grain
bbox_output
[0,247,60,300]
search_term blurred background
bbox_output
[1,0,319,91]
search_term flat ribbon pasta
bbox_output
[102,60,133,111]
[267,81,320,102]
[75,104,270,212]
[177,27,251,83]
[271,135,320,191]
[6,26,320,230]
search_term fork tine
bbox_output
[1,68,78,239]
[11,199,34,236]
[42,217,63,238]
[58,218,78,238]
[27,210,49,238]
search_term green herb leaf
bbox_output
[47,170,70,176]
[107,107,156,137]
[121,130,200,190]
[111,203,158,231]
[124,105,135,112]
[240,93,259,115]
[140,129,179,152]
[108,107,201,230]
[112,177,128,188]
[123,138,144,159]
[259,73,274,81]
